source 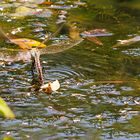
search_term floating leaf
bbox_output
[81,29,113,38]
[40,80,60,94]
[10,38,46,49]
[0,97,15,119]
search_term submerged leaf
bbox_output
[40,80,60,94]
[86,37,103,46]
[10,38,46,49]
[0,97,15,119]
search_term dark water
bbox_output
[0,0,140,140]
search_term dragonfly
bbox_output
[0,23,83,85]
[0,23,112,86]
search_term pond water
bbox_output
[0,0,140,140]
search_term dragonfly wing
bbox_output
[0,49,31,62]
[40,38,83,55]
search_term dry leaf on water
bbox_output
[40,80,60,94]
[10,38,46,49]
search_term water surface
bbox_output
[0,0,140,140]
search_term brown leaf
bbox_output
[86,37,103,46]
[42,82,52,94]
[40,80,60,94]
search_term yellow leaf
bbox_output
[10,38,46,50]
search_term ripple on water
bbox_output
[0,63,32,95]
[43,65,84,81]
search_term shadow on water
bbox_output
[0,0,140,140]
